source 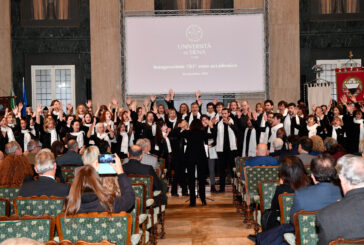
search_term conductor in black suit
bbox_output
[179,119,211,207]
[123,145,167,205]
[19,148,70,197]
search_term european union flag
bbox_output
[22,78,27,117]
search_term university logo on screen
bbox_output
[177,24,212,59]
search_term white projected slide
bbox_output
[125,14,265,94]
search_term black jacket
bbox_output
[78,174,135,213]
[56,150,83,166]
[18,176,70,197]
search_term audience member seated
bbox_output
[63,153,135,214]
[327,143,346,161]
[23,140,41,165]
[261,156,310,231]
[323,137,337,153]
[279,135,300,159]
[128,138,160,170]
[297,136,316,164]
[269,138,284,157]
[310,135,326,155]
[245,143,279,167]
[19,149,70,197]
[317,155,364,244]
[124,145,167,205]
[290,154,342,221]
[56,139,83,166]
[51,140,64,158]
[0,141,33,187]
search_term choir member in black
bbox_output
[283,103,306,137]
[59,115,74,142]
[255,100,274,143]
[215,102,224,122]
[6,113,16,130]
[186,102,201,125]
[314,106,330,140]
[235,100,251,155]
[117,110,134,146]
[179,119,211,206]
[242,118,257,157]
[36,105,61,149]
[345,108,363,153]
[134,111,157,154]
[114,123,129,159]
[155,122,173,182]
[324,116,346,146]
[215,108,238,193]
[201,115,218,193]
[75,104,87,121]
[306,115,319,137]
[49,100,65,122]
[228,100,239,119]
[65,120,86,152]
[277,100,288,117]
[167,108,188,196]
[14,117,35,153]
[206,102,216,120]
[0,115,15,152]
[87,119,115,149]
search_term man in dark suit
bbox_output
[317,155,364,244]
[290,154,342,221]
[19,148,70,197]
[56,139,83,166]
[123,145,167,205]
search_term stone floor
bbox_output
[158,186,255,245]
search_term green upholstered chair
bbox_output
[14,195,64,217]
[258,180,279,213]
[131,183,149,245]
[0,197,10,216]
[293,210,318,245]
[0,214,55,242]
[279,193,295,224]
[56,212,132,245]
[60,165,79,182]
[0,187,20,214]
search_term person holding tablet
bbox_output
[63,146,135,214]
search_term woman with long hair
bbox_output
[63,153,135,215]
[264,155,310,231]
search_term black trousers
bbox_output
[171,156,187,194]
[186,161,206,203]
[218,150,236,191]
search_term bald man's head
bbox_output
[128,145,143,160]
[256,143,269,156]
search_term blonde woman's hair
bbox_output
[82,146,100,166]
[310,135,326,153]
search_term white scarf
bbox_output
[215,113,221,123]
[216,119,237,152]
[48,128,58,146]
[331,126,341,140]
[182,113,188,120]
[21,129,31,152]
[207,127,218,159]
[284,115,300,136]
[163,132,172,153]
[78,114,84,119]
[259,113,267,143]
[147,122,156,136]
[8,123,15,128]
[70,131,84,148]
[159,114,165,121]
[188,112,201,125]
[104,121,114,130]
[242,127,257,157]
[29,125,36,136]
[278,108,288,117]
[307,124,318,138]
[84,123,92,127]
[97,132,111,146]
[120,132,129,154]
[206,111,216,120]
[53,111,61,120]
[268,123,284,152]
[169,118,177,129]
[354,118,364,142]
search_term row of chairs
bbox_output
[232,157,364,245]
[0,175,166,245]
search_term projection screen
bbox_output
[125,14,265,95]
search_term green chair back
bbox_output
[132,183,146,213]
[56,212,132,245]
[0,187,20,213]
[258,180,279,213]
[60,165,78,182]
[244,166,279,205]
[0,214,55,242]
[279,193,295,224]
[130,197,141,234]
[0,198,10,216]
[14,196,64,217]
[304,165,311,175]
[128,175,153,200]
[293,210,318,245]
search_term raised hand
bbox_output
[164,94,170,102]
[12,106,18,116]
[213,98,218,105]
[18,102,23,112]
[211,116,217,124]
[311,104,317,112]
[169,89,174,100]
[86,100,92,108]
[197,98,202,106]
[195,90,201,99]
[150,95,156,102]
[340,95,347,105]
[111,98,118,106]
[66,103,73,111]
[143,98,149,107]
[350,95,357,103]
[36,104,43,114]
[126,97,132,106]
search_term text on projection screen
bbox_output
[125,14,265,94]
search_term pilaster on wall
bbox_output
[269,0,300,105]
[89,0,122,106]
[125,0,154,11]
[0,0,12,96]
[234,0,264,9]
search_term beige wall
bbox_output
[0,0,12,96]
[269,0,300,105]
[89,0,122,106]
[125,0,154,11]
[234,0,264,8]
